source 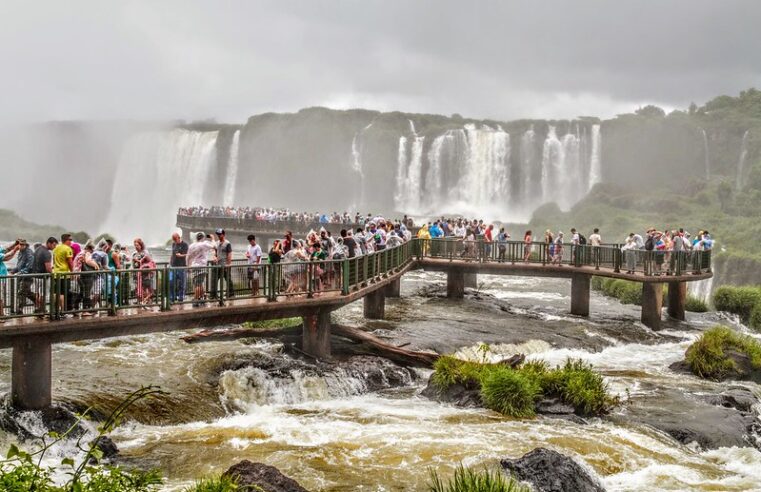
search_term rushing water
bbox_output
[1,272,760,491]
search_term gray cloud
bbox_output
[1,0,759,123]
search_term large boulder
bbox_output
[501,448,605,492]
[223,460,308,492]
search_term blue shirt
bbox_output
[0,247,7,276]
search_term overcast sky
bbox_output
[1,0,759,123]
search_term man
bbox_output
[246,234,262,295]
[484,224,494,258]
[589,228,602,268]
[187,232,215,307]
[29,237,56,313]
[52,233,75,317]
[170,232,188,303]
[340,229,356,259]
[211,228,233,300]
[283,231,293,254]
[10,239,34,314]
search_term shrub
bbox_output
[685,295,709,313]
[431,356,488,389]
[480,367,542,418]
[712,286,761,322]
[428,465,529,492]
[751,303,761,331]
[184,475,241,492]
[539,359,618,415]
[685,325,761,379]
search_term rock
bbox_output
[420,379,482,408]
[223,460,308,492]
[671,351,761,384]
[615,388,761,450]
[501,448,605,492]
[90,436,119,459]
[0,403,86,441]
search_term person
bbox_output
[340,229,356,259]
[212,228,234,299]
[496,227,509,262]
[187,232,215,307]
[91,239,110,308]
[544,230,554,261]
[170,232,188,303]
[246,234,262,295]
[523,230,532,262]
[28,237,56,314]
[0,240,21,321]
[10,239,34,314]
[570,228,580,264]
[483,224,494,258]
[552,232,564,265]
[355,227,367,255]
[589,228,602,268]
[622,235,637,274]
[52,234,75,317]
[310,242,328,292]
[283,231,293,254]
[132,238,155,307]
[269,239,284,264]
[76,241,101,314]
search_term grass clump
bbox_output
[184,475,243,492]
[685,325,761,379]
[431,356,617,417]
[428,465,529,492]
[242,317,301,330]
[685,295,709,313]
[713,286,761,328]
[593,278,643,305]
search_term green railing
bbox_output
[0,241,415,322]
[418,238,712,277]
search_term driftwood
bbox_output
[181,325,301,343]
[332,324,439,368]
[500,353,526,368]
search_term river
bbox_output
[1,271,759,491]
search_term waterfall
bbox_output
[561,132,581,209]
[393,120,425,213]
[736,129,750,190]
[588,124,601,190]
[520,126,537,209]
[455,124,510,208]
[541,125,563,206]
[425,132,449,197]
[393,136,409,208]
[350,123,373,210]
[700,128,711,180]
[222,130,240,207]
[102,129,219,245]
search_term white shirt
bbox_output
[572,232,580,245]
[247,244,262,265]
[187,241,215,268]
[589,234,602,246]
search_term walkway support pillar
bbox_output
[385,278,401,298]
[464,273,478,289]
[302,310,332,359]
[12,337,52,410]
[447,269,465,299]
[363,288,386,319]
[570,273,591,317]
[641,282,664,330]
[667,281,687,321]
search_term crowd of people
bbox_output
[178,206,416,228]
[0,212,715,320]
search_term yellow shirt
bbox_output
[52,244,73,273]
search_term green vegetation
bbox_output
[428,465,528,492]
[242,317,302,330]
[0,387,165,492]
[685,326,761,379]
[0,209,66,243]
[685,295,709,313]
[713,286,761,329]
[592,277,708,312]
[432,356,618,418]
[183,475,244,492]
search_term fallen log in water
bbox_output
[181,325,301,343]
[331,324,439,368]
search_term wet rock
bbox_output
[670,351,761,384]
[341,355,419,390]
[615,388,761,450]
[91,436,119,460]
[0,403,86,441]
[420,379,482,408]
[223,460,308,492]
[501,448,605,492]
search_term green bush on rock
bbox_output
[184,475,242,492]
[713,286,761,328]
[431,356,618,418]
[685,326,761,380]
[428,465,529,492]
[685,295,709,313]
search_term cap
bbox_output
[215,228,225,235]
[196,232,205,240]
[18,238,28,245]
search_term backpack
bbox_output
[578,234,587,245]
[645,237,655,251]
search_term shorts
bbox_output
[247,267,260,280]
[193,272,207,287]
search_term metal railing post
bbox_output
[342,258,350,295]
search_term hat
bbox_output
[18,238,28,246]
[215,228,225,235]
[196,232,205,240]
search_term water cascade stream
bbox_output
[736,129,750,190]
[222,130,241,207]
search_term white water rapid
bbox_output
[222,130,240,207]
[102,129,219,245]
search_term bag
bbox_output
[645,237,655,251]
[578,234,587,245]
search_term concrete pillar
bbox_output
[447,270,465,299]
[641,282,664,330]
[464,273,478,289]
[667,281,687,321]
[302,311,332,359]
[570,273,591,317]
[363,288,386,319]
[12,337,52,410]
[385,278,401,298]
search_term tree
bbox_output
[717,180,733,212]
[635,105,666,118]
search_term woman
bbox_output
[497,227,508,262]
[621,236,637,274]
[132,238,155,307]
[0,241,20,322]
[76,241,101,314]
[523,230,533,263]
[552,232,564,265]
[544,230,554,261]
